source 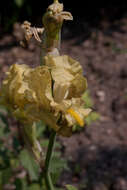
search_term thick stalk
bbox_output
[44,130,56,190]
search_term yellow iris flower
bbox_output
[0,55,91,136]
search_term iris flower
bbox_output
[0,55,91,136]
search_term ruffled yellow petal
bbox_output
[0,54,91,137]
[67,108,84,127]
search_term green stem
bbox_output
[54,0,58,2]
[44,130,56,190]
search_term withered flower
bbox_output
[0,55,91,137]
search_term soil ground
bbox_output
[0,19,127,190]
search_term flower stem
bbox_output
[54,0,58,2]
[44,130,56,190]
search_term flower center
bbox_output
[67,108,84,127]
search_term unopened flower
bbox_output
[0,55,91,136]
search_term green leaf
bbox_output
[40,139,49,147]
[2,168,12,185]
[85,112,100,125]
[36,121,46,138]
[0,119,5,137]
[15,178,23,190]
[19,150,39,180]
[50,155,68,184]
[82,90,93,108]
[40,139,61,148]
[66,185,78,190]
[15,178,27,190]
[12,137,21,153]
[0,106,9,138]
[28,184,41,190]
[0,105,8,115]
[10,158,20,169]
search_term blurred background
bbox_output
[0,0,127,190]
[1,0,127,33]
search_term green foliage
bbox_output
[19,150,39,180]
[36,121,46,138]
[0,91,97,189]
[82,90,93,108]
[66,184,78,190]
[0,106,9,138]
[83,90,100,125]
[0,107,68,189]
[85,112,100,125]
[72,90,100,132]
[51,151,69,184]
[28,184,41,190]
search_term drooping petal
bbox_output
[0,54,91,137]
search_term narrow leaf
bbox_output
[19,150,39,180]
